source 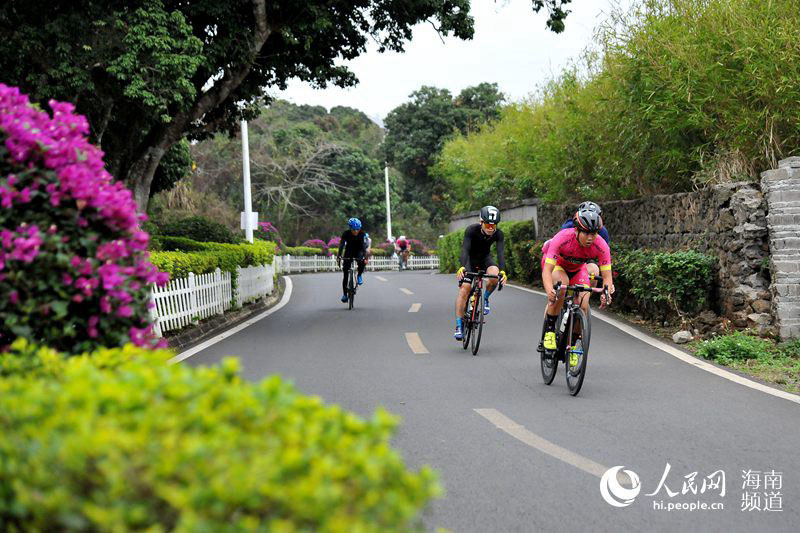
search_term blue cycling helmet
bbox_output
[348,217,362,230]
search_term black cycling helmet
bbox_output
[577,201,602,216]
[479,205,500,224]
[574,209,603,233]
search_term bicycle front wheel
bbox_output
[565,307,591,396]
[348,271,355,310]
[462,289,474,350]
[539,315,557,385]
[471,289,484,355]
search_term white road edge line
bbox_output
[400,288,413,295]
[506,282,800,405]
[474,409,632,485]
[409,303,421,313]
[376,275,388,281]
[169,277,294,364]
[405,332,429,354]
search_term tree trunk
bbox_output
[130,144,168,213]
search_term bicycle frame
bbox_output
[460,270,502,355]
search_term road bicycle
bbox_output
[459,270,502,356]
[537,281,608,396]
[397,249,409,271]
[341,257,359,310]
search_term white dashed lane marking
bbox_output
[404,332,429,354]
[400,288,413,295]
[408,303,421,313]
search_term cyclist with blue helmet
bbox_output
[336,217,369,303]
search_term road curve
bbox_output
[185,271,799,532]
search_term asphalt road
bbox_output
[185,270,799,532]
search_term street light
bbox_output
[240,120,256,243]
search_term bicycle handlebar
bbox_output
[459,271,504,291]
[553,281,608,294]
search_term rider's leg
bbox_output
[455,281,471,320]
[543,268,569,351]
[341,262,350,302]
[483,265,500,315]
[485,265,500,294]
[454,280,471,339]
[587,263,600,288]
[572,265,592,317]
[356,259,366,285]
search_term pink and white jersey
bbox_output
[543,228,612,273]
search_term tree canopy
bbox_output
[382,83,505,224]
[0,0,575,213]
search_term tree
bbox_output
[0,0,481,212]
[382,83,505,224]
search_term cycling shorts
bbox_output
[461,255,497,285]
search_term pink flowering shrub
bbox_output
[327,236,341,249]
[0,85,168,354]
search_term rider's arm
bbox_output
[337,232,346,258]
[595,238,614,294]
[495,231,506,272]
[459,227,473,271]
[542,262,557,302]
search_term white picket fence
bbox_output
[149,263,275,336]
[272,254,439,273]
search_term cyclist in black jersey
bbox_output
[454,205,508,340]
[336,217,368,303]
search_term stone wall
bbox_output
[535,182,772,331]
[761,157,800,339]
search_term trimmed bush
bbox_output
[614,247,715,317]
[281,245,324,256]
[149,240,275,279]
[369,247,390,256]
[0,339,441,530]
[157,235,209,252]
[160,215,240,244]
[0,84,167,354]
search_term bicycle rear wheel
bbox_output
[539,315,557,385]
[565,307,590,396]
[471,288,483,355]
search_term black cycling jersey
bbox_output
[338,230,368,259]
[459,223,505,272]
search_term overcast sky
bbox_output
[277,1,627,124]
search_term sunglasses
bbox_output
[482,222,497,228]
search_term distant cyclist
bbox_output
[453,205,507,340]
[364,232,373,260]
[336,218,368,303]
[558,201,609,286]
[540,208,614,356]
[395,235,410,269]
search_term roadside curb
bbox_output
[167,276,286,353]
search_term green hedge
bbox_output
[150,240,276,280]
[0,340,440,530]
[281,246,325,256]
[155,235,210,252]
[159,215,240,244]
[438,223,715,319]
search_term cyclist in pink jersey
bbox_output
[540,209,615,354]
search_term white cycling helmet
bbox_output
[399,235,406,240]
